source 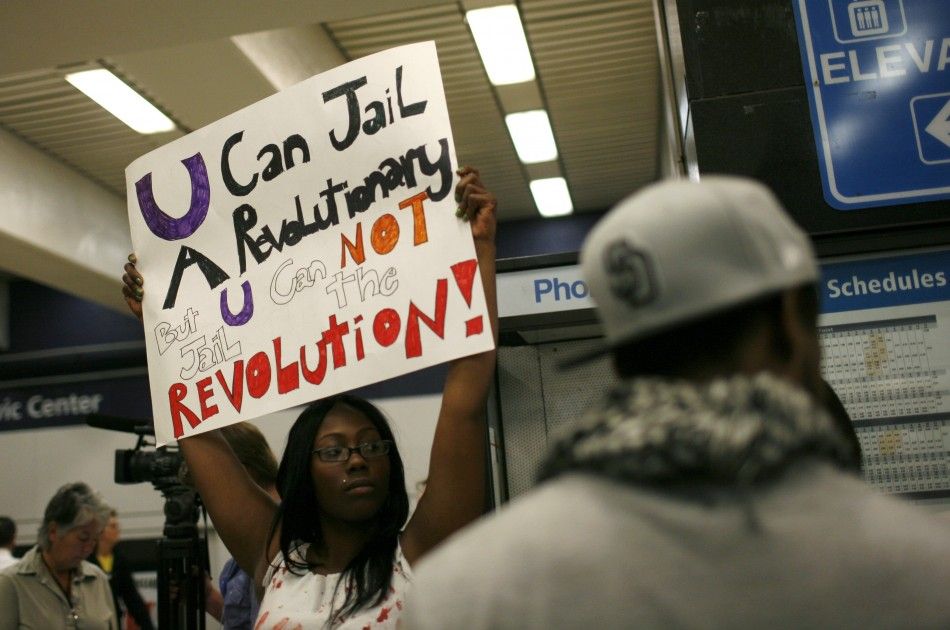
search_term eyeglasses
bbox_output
[312,440,393,463]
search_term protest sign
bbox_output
[126,41,494,444]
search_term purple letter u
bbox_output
[135,153,210,240]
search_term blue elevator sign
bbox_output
[792,0,950,210]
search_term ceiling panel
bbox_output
[327,3,535,219]
[0,0,661,222]
[0,63,182,195]
[524,0,659,212]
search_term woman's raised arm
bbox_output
[122,257,278,579]
[401,166,498,565]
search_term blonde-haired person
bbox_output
[0,482,118,629]
[89,510,154,630]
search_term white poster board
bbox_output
[126,42,493,444]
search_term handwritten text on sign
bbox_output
[126,42,493,444]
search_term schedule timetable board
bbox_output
[819,248,950,501]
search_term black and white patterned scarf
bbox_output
[539,373,858,487]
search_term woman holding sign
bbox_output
[122,166,497,629]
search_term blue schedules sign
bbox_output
[820,248,950,313]
[792,0,950,210]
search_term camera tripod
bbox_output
[156,485,207,630]
[84,414,209,628]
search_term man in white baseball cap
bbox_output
[403,177,950,629]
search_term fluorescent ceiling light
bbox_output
[467,5,535,85]
[505,110,558,164]
[530,177,573,217]
[65,69,175,134]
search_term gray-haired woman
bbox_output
[0,482,118,629]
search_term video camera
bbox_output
[86,414,181,485]
[114,444,183,486]
[86,414,208,628]
[113,444,200,539]
[85,414,199,536]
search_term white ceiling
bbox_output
[0,0,661,309]
[1,0,659,218]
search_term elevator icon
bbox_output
[830,0,906,43]
[848,0,887,36]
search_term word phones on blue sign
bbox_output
[792,0,950,210]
